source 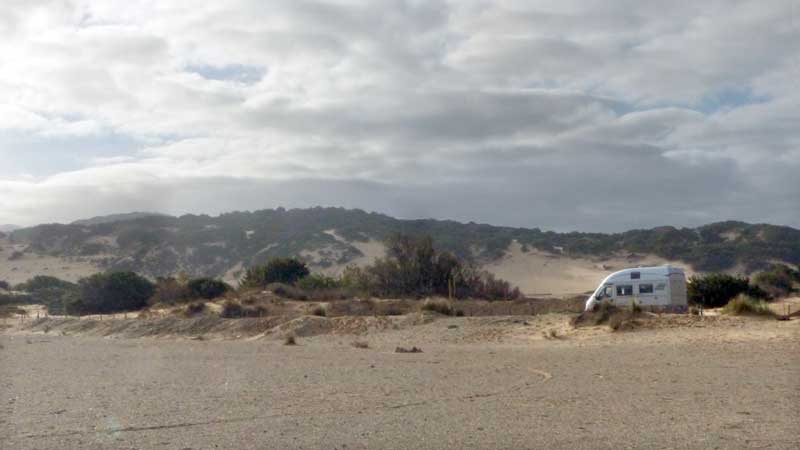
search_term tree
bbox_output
[68,272,154,314]
[240,258,310,287]
[0,280,9,290]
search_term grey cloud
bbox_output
[0,0,797,231]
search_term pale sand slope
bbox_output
[0,238,102,285]
[312,229,387,277]
[484,241,697,296]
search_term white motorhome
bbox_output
[584,265,687,312]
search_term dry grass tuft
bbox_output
[310,305,327,317]
[721,295,775,317]
[220,300,267,318]
[420,298,454,316]
[395,346,423,353]
[183,302,207,317]
[351,340,369,349]
[284,334,297,345]
[572,301,644,332]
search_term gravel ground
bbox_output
[1,317,798,450]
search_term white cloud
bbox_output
[0,0,797,230]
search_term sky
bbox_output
[0,0,798,231]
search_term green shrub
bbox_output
[688,273,764,308]
[0,280,9,290]
[240,258,310,288]
[67,272,154,314]
[187,278,231,299]
[721,295,775,317]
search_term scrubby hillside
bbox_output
[6,209,800,293]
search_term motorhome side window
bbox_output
[616,285,633,296]
[655,283,666,291]
[639,283,653,294]
[630,271,640,279]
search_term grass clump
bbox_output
[721,295,775,317]
[284,334,297,345]
[310,305,327,317]
[420,299,454,316]
[572,301,642,331]
[351,340,369,349]
[220,300,267,318]
[183,302,207,317]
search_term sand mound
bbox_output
[269,316,333,337]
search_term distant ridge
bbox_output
[71,212,169,226]
[0,224,20,233]
[7,208,800,282]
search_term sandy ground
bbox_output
[1,312,798,450]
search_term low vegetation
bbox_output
[688,273,766,308]
[752,264,800,298]
[67,272,154,315]
[720,295,775,317]
[310,305,327,317]
[420,298,455,316]
[351,340,369,349]
[220,300,267,318]
[340,234,521,300]
[572,301,643,331]
[182,302,207,317]
[240,258,310,288]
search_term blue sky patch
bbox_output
[185,63,266,85]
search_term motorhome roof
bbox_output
[600,265,684,284]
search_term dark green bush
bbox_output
[0,280,9,290]
[240,258,310,288]
[752,264,798,298]
[14,275,78,314]
[67,272,154,314]
[687,273,766,308]
[187,278,231,299]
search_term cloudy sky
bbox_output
[1,1,798,231]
